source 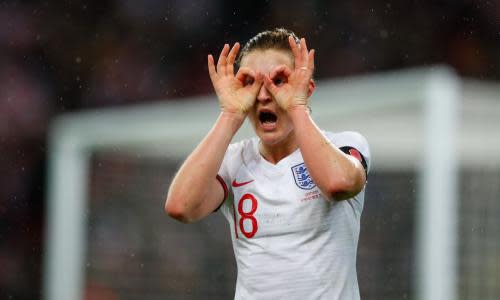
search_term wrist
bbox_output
[221,109,246,121]
[287,104,311,126]
[219,110,246,132]
[287,104,310,115]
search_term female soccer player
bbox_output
[165,28,370,299]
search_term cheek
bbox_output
[280,115,294,130]
[248,112,258,124]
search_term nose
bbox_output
[257,83,272,103]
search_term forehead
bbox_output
[240,49,293,74]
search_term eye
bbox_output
[273,75,286,86]
[244,76,254,86]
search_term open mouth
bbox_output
[258,111,278,131]
[259,111,277,124]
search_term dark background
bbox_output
[1,0,499,299]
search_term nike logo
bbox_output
[232,179,254,187]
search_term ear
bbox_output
[307,79,316,97]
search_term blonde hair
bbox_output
[236,28,300,66]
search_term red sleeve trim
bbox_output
[216,175,228,201]
[213,175,228,212]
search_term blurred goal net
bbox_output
[43,66,500,300]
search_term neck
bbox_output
[259,132,298,164]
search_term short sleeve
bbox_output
[217,142,240,197]
[213,140,246,219]
[325,131,371,174]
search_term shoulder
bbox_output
[223,137,259,165]
[324,131,369,152]
[226,137,257,155]
[324,130,371,171]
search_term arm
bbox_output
[264,37,366,200]
[165,43,262,222]
[165,112,243,223]
[288,107,366,200]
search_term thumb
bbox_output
[263,75,279,96]
[250,72,264,94]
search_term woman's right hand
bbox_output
[208,43,262,118]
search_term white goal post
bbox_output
[43,66,462,300]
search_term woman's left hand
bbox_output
[263,36,315,112]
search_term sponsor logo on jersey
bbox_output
[291,162,316,190]
[232,179,254,187]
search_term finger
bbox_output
[298,38,308,68]
[226,42,240,76]
[236,67,256,83]
[270,65,292,80]
[289,36,304,69]
[263,75,279,96]
[250,72,264,94]
[207,54,218,82]
[300,38,308,59]
[308,49,315,73]
[236,67,256,86]
[288,36,301,60]
[217,44,230,75]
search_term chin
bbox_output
[257,128,291,146]
[258,133,280,146]
[250,111,294,147]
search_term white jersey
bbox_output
[216,131,371,300]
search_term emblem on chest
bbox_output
[291,162,317,190]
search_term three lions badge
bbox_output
[292,162,316,190]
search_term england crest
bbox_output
[291,162,316,190]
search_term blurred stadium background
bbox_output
[1,0,499,300]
